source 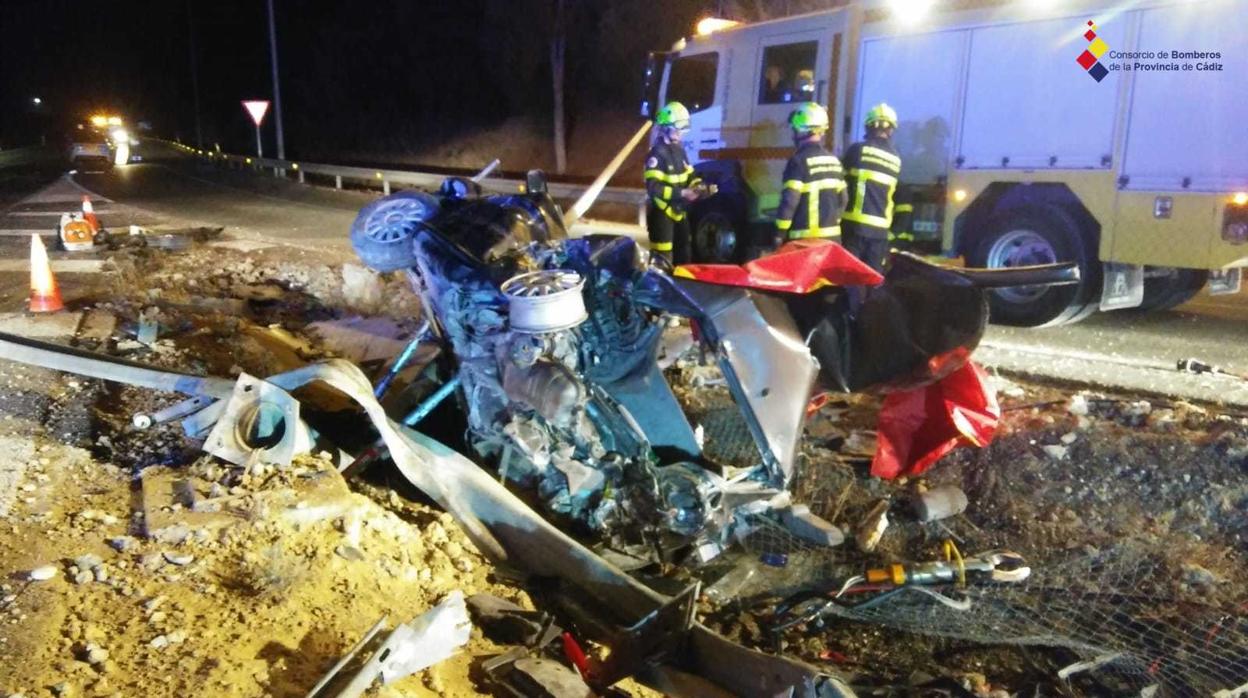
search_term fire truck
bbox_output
[641,0,1248,326]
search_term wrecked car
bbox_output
[349,172,1079,561]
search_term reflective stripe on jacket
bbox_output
[644,141,699,221]
[842,138,901,235]
[776,142,847,240]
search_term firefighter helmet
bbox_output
[789,102,830,137]
[656,102,691,130]
[865,103,899,130]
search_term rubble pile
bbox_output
[0,241,669,698]
[0,440,521,697]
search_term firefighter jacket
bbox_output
[776,141,847,239]
[644,141,700,222]
[842,136,902,238]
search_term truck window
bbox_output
[666,52,718,113]
[759,41,817,104]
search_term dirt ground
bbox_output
[0,232,1245,697]
[676,368,1248,695]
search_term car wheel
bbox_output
[349,190,439,272]
[968,205,1099,327]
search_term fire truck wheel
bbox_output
[691,207,741,263]
[969,204,1099,327]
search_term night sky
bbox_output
[2,0,709,159]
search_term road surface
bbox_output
[2,144,1247,405]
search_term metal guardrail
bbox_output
[163,140,646,207]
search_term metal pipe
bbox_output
[470,159,501,183]
[401,375,460,427]
[266,0,285,161]
[0,331,236,399]
[373,322,429,398]
[565,120,652,227]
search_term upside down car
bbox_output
[348,171,1078,562]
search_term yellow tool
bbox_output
[866,548,1030,588]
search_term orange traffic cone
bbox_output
[81,195,100,233]
[29,234,64,313]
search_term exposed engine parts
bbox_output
[349,172,1076,563]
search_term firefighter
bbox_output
[644,102,704,265]
[841,103,902,273]
[775,102,847,244]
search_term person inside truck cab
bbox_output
[761,65,791,103]
[841,103,902,273]
[795,69,816,100]
[775,102,847,244]
[643,102,707,265]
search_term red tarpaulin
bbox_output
[871,361,1000,479]
[674,240,883,293]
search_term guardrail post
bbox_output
[383,180,391,196]
[335,175,342,190]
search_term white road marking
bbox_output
[0,259,110,272]
[5,210,107,216]
[0,229,56,237]
[207,239,275,252]
[979,338,1172,371]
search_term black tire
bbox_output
[967,204,1100,327]
[690,194,747,263]
[349,190,439,272]
[1135,268,1208,313]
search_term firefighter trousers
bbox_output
[842,224,890,274]
[647,205,692,266]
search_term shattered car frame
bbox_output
[349,172,1079,561]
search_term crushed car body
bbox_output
[348,172,1080,561]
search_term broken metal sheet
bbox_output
[203,373,313,467]
[664,279,818,486]
[0,331,236,399]
[259,358,855,697]
[594,582,699,687]
[334,591,473,697]
[305,617,388,698]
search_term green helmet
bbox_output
[865,103,898,130]
[789,102,829,137]
[656,102,691,130]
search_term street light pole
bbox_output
[186,0,203,150]
[266,0,286,160]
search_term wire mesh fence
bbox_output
[726,457,1248,697]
